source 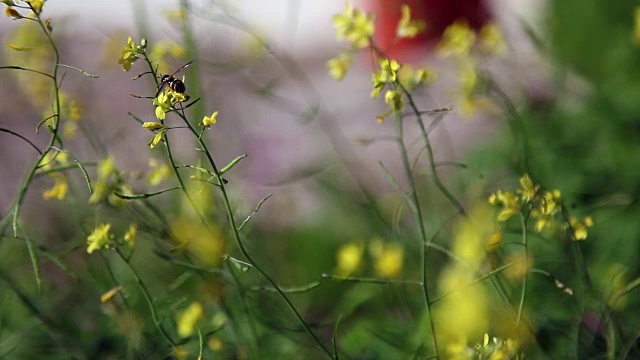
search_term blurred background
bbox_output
[2,0,640,358]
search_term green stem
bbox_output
[116,248,176,349]
[394,111,439,358]
[516,213,529,326]
[174,108,335,359]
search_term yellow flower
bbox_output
[570,216,594,241]
[5,6,22,19]
[124,223,137,248]
[142,122,166,130]
[370,240,404,278]
[539,189,561,215]
[517,174,539,203]
[478,22,507,56]
[202,111,218,127]
[384,89,403,112]
[633,7,640,46]
[100,286,122,303]
[148,158,171,186]
[26,0,43,14]
[485,231,502,252]
[153,92,171,120]
[488,190,521,221]
[149,129,167,149]
[437,20,476,57]
[87,223,112,254]
[335,242,364,276]
[208,336,224,351]
[42,173,68,201]
[333,1,375,49]
[327,52,354,81]
[149,40,185,75]
[176,302,204,338]
[398,64,438,91]
[118,37,142,72]
[396,5,426,39]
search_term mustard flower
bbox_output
[570,216,594,241]
[124,223,137,248]
[100,286,122,303]
[335,242,364,276]
[26,0,43,14]
[488,190,521,221]
[149,129,167,149]
[87,223,112,254]
[5,6,22,19]
[539,189,562,215]
[148,158,171,186]
[436,20,476,57]
[43,173,68,201]
[398,65,437,91]
[118,37,144,72]
[333,1,375,49]
[202,111,218,127]
[153,92,171,120]
[384,89,403,112]
[327,52,354,81]
[396,4,426,39]
[478,22,507,56]
[142,122,166,131]
[176,302,204,338]
[517,174,539,203]
[369,240,404,278]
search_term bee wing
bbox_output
[170,60,193,77]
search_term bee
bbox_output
[155,60,193,98]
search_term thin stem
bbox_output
[394,111,439,358]
[116,248,176,349]
[177,112,335,359]
[516,213,529,326]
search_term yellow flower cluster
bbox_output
[334,238,404,279]
[332,1,375,49]
[86,222,138,254]
[436,20,506,118]
[118,37,145,72]
[488,174,594,241]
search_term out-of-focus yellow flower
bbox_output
[333,1,375,49]
[539,189,561,215]
[503,253,532,281]
[87,223,112,254]
[398,65,437,91]
[37,151,69,173]
[327,52,354,81]
[43,173,68,201]
[176,302,204,338]
[485,231,502,252]
[163,8,186,23]
[118,37,143,72]
[100,286,122,303]
[369,240,404,278]
[6,22,52,110]
[171,218,225,267]
[488,190,521,221]
[478,22,507,56]
[208,336,224,351]
[396,4,426,39]
[569,216,593,240]
[5,6,22,19]
[124,223,137,248]
[517,174,539,203]
[88,155,129,205]
[148,158,171,186]
[434,204,492,351]
[202,111,218,127]
[335,242,364,276]
[26,0,43,14]
[437,20,476,57]
[149,40,185,75]
[384,89,403,112]
[633,7,640,46]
